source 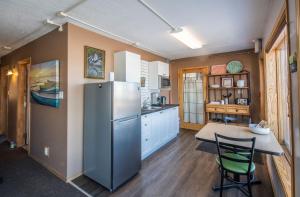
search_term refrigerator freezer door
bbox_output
[113,82,141,120]
[112,116,141,190]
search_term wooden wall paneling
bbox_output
[265,52,279,139]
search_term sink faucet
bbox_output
[143,97,150,109]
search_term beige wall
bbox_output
[1,25,68,179]
[66,23,167,179]
[169,50,261,122]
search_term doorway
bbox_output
[0,58,31,149]
[178,66,209,130]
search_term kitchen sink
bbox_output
[142,106,162,110]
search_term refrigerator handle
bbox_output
[116,115,139,123]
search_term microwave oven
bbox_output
[158,75,171,89]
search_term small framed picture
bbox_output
[84,46,105,79]
[222,78,233,88]
[236,98,249,105]
[141,77,146,87]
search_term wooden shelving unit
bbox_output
[206,71,251,121]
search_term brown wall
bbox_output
[1,25,68,179]
[170,50,261,122]
[67,23,167,179]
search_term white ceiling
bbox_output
[0,0,273,60]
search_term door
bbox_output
[6,58,30,147]
[170,107,179,137]
[150,111,162,149]
[113,81,141,120]
[159,110,169,144]
[113,116,141,190]
[141,114,151,159]
[0,66,9,137]
[178,67,209,130]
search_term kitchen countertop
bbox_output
[141,104,179,115]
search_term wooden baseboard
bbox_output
[29,154,67,182]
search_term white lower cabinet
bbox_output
[141,114,151,158]
[141,107,179,160]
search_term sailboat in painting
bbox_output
[30,60,60,108]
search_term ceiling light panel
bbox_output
[170,28,202,49]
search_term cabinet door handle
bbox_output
[145,138,148,141]
[145,124,147,126]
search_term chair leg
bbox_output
[220,170,224,197]
[247,175,252,197]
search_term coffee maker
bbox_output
[151,92,167,106]
[159,96,166,105]
[151,92,160,105]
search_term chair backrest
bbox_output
[215,133,256,174]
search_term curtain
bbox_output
[183,73,204,124]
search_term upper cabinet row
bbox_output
[149,61,169,77]
[114,51,141,83]
[149,61,169,90]
[114,51,169,89]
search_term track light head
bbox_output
[45,19,63,32]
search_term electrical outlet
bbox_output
[44,146,50,157]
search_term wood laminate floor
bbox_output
[72,129,274,197]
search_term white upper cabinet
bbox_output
[157,61,169,76]
[114,51,141,83]
[149,61,169,89]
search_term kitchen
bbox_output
[0,0,299,197]
[82,50,179,191]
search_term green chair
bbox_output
[214,133,256,197]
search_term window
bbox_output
[265,26,292,155]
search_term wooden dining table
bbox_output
[195,123,284,191]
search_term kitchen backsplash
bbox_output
[140,60,151,107]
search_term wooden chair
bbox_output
[214,133,256,197]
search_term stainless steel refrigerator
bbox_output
[83,81,141,191]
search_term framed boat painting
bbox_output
[84,46,105,79]
[30,60,60,108]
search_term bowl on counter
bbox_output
[210,84,220,88]
[249,124,270,135]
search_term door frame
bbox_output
[178,66,209,130]
[15,58,31,151]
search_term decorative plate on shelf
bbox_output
[227,61,243,74]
